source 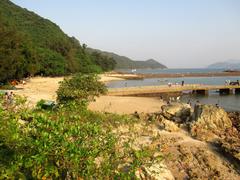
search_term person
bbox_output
[3,92,12,109]
[237,80,239,86]
[181,80,185,86]
[225,80,228,85]
[133,111,140,119]
[8,91,14,105]
[176,96,180,102]
[194,100,201,119]
[22,80,26,85]
[4,92,9,105]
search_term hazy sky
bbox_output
[11,0,240,68]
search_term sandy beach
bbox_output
[12,72,239,114]
[14,77,64,105]
[88,96,165,114]
[12,75,165,114]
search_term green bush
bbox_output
[0,92,163,179]
[0,101,117,178]
[56,73,107,105]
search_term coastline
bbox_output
[110,71,240,80]
[11,72,240,114]
[12,75,167,114]
[12,74,124,105]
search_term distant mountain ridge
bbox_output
[87,48,167,69]
[207,59,240,69]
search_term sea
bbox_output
[107,68,240,111]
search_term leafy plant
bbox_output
[56,73,107,105]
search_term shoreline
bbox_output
[108,71,240,80]
[10,73,240,114]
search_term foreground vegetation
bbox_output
[0,74,157,179]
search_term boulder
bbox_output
[161,103,191,122]
[136,162,175,180]
[220,134,240,161]
[158,118,180,132]
[191,105,232,141]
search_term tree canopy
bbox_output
[0,0,116,82]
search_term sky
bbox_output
[11,0,240,68]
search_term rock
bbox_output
[161,103,191,122]
[152,114,180,132]
[136,162,175,180]
[18,119,28,125]
[94,156,104,168]
[132,136,152,150]
[191,105,232,142]
[220,135,240,161]
[228,112,240,132]
[161,119,180,132]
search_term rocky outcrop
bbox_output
[157,115,180,132]
[161,103,191,122]
[220,132,240,161]
[228,112,240,132]
[113,103,240,179]
[135,162,175,180]
[190,105,232,142]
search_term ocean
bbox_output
[107,68,240,111]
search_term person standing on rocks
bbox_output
[194,100,201,119]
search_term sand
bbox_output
[98,74,124,82]
[14,77,64,105]
[88,96,165,114]
[13,75,165,114]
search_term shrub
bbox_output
[0,101,117,178]
[56,73,107,105]
[0,94,161,179]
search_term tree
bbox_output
[56,73,107,105]
[0,22,25,82]
[91,52,116,71]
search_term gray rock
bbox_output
[161,103,191,122]
[136,162,175,180]
[191,105,232,141]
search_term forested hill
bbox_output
[87,48,167,69]
[0,0,116,82]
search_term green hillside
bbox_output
[0,0,116,82]
[87,48,167,69]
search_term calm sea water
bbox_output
[107,68,240,111]
[116,68,226,74]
